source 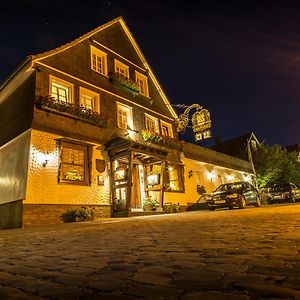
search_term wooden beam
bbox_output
[126,149,133,210]
[159,160,166,209]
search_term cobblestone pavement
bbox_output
[0,204,300,300]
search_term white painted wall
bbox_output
[0,130,31,204]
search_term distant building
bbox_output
[0,17,254,229]
[212,132,260,161]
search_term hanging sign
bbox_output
[192,109,212,141]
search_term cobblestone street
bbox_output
[0,204,299,300]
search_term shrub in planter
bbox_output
[163,202,180,213]
[143,196,159,211]
[60,206,95,223]
[115,199,127,212]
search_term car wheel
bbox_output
[255,196,261,207]
[238,195,246,209]
[208,207,215,211]
[290,196,296,203]
[228,205,234,210]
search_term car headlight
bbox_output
[228,193,238,199]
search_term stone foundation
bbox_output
[23,204,112,227]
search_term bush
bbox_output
[60,206,95,223]
[163,202,180,213]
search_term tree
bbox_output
[253,144,300,188]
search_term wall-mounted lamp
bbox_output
[34,150,51,167]
[207,172,215,181]
[42,159,49,167]
[227,175,234,182]
[188,170,193,178]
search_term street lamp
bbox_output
[175,104,212,141]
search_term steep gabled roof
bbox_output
[31,16,177,119]
[211,132,260,161]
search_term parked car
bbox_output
[268,183,300,204]
[207,181,261,211]
[259,187,272,204]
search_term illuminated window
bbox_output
[161,121,173,138]
[79,87,100,112]
[145,114,159,133]
[90,46,107,75]
[50,76,73,103]
[117,102,133,130]
[166,164,184,192]
[145,164,161,188]
[59,141,90,185]
[135,71,149,97]
[115,59,129,78]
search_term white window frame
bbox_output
[145,114,159,133]
[90,45,108,76]
[117,102,133,130]
[160,120,173,138]
[49,75,74,104]
[135,71,149,97]
[115,59,129,79]
[79,87,100,113]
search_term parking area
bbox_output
[0,204,299,299]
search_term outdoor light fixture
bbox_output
[227,175,234,182]
[175,104,212,141]
[34,150,52,167]
[207,172,215,181]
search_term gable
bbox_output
[90,22,144,69]
[32,17,177,120]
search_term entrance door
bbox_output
[130,163,142,209]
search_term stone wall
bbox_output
[23,204,111,227]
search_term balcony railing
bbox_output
[108,72,140,96]
[142,130,183,150]
[34,95,107,128]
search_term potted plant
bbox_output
[143,196,159,211]
[59,206,95,223]
[115,199,127,212]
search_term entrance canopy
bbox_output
[105,138,183,214]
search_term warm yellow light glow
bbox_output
[127,129,136,139]
[243,174,252,182]
[227,175,234,182]
[32,148,56,167]
[207,172,215,180]
[115,169,125,180]
[147,174,159,185]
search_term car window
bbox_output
[270,185,290,192]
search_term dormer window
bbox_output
[115,59,129,79]
[50,76,73,103]
[90,46,107,75]
[135,71,149,97]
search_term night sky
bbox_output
[1,0,300,146]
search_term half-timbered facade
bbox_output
[0,17,254,229]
